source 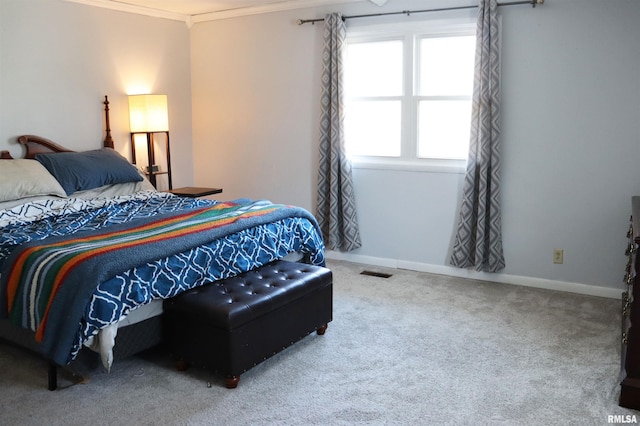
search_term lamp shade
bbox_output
[128,94,169,132]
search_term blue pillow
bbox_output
[36,148,142,195]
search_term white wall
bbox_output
[191,0,640,294]
[190,10,323,209]
[0,0,194,188]
[499,0,640,289]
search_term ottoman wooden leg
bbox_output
[225,375,240,389]
[317,324,328,335]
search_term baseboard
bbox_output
[325,251,622,300]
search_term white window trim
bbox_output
[349,156,467,174]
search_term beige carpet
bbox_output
[0,260,634,425]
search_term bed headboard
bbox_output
[0,95,115,159]
[10,135,73,159]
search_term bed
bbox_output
[0,98,325,389]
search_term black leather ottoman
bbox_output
[163,260,333,388]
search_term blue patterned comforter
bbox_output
[0,191,325,364]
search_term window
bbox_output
[344,19,476,169]
[344,40,403,157]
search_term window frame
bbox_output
[344,16,477,174]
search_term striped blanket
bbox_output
[0,198,324,364]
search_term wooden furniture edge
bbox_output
[620,197,640,407]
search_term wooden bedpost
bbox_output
[103,95,114,149]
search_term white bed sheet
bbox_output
[83,300,163,371]
[0,173,155,210]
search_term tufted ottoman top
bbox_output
[163,260,332,330]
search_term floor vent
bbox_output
[360,270,393,279]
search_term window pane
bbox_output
[418,100,471,159]
[419,36,475,96]
[346,41,403,97]
[345,100,401,157]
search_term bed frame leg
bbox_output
[224,375,240,389]
[48,362,58,391]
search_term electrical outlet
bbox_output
[553,249,564,264]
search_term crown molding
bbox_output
[64,0,190,23]
[65,0,365,26]
[191,0,362,23]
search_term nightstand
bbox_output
[168,187,223,198]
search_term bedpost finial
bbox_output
[103,95,114,149]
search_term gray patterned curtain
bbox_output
[316,13,362,252]
[450,0,505,272]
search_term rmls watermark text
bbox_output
[608,415,638,424]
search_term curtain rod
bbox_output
[296,0,543,25]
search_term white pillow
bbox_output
[0,159,67,202]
